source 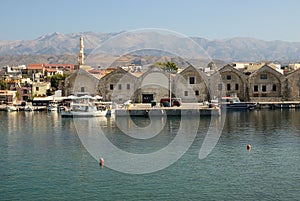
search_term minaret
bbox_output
[78,36,84,66]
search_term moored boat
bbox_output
[61,95,113,117]
[24,105,34,111]
[47,101,58,111]
[5,105,18,112]
[220,97,256,110]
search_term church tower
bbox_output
[78,36,84,66]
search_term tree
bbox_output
[50,74,69,90]
[16,91,20,100]
[46,89,54,96]
[0,79,7,90]
[154,61,178,73]
[207,61,216,70]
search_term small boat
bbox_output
[47,101,58,111]
[24,105,34,112]
[61,96,113,117]
[220,97,256,110]
[5,105,18,112]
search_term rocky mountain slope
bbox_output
[1,31,300,67]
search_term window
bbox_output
[260,74,268,79]
[272,84,277,91]
[81,87,84,92]
[195,90,199,96]
[184,91,188,96]
[218,84,222,91]
[235,84,239,91]
[227,84,231,91]
[226,75,231,80]
[36,87,39,91]
[110,84,114,90]
[262,85,267,92]
[118,84,122,90]
[127,84,130,90]
[189,77,195,84]
[254,85,258,92]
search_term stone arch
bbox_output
[286,68,300,100]
[248,65,286,101]
[136,66,171,103]
[64,68,99,96]
[175,65,209,102]
[217,64,247,101]
[97,67,138,102]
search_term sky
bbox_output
[1,0,300,41]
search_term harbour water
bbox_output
[0,110,299,200]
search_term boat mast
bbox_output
[169,73,171,106]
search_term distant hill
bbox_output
[1,31,300,67]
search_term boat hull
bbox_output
[221,103,256,110]
[61,110,112,117]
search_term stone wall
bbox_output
[286,68,300,101]
[64,64,300,103]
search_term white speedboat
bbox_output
[61,96,113,117]
[5,105,18,112]
[24,105,34,111]
[47,101,58,111]
[220,96,256,110]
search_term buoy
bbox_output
[247,144,251,150]
[99,158,104,167]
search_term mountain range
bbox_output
[1,31,300,67]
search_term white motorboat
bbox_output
[47,101,58,111]
[61,95,113,117]
[220,96,256,110]
[5,105,18,112]
[24,105,34,111]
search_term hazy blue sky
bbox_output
[1,0,299,41]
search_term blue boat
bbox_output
[220,97,256,110]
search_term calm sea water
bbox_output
[0,110,299,200]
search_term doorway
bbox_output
[142,94,154,103]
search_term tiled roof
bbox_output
[28,64,44,70]
[45,69,58,72]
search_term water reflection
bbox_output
[73,115,202,174]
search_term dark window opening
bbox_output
[189,77,195,84]
[254,85,258,92]
[227,84,231,91]
[260,74,268,79]
[235,83,239,91]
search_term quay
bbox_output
[255,101,300,109]
[0,104,46,111]
[116,103,220,116]
[1,101,300,113]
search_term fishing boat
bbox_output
[5,105,18,112]
[61,95,113,117]
[47,101,58,111]
[220,96,256,110]
[24,105,34,111]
